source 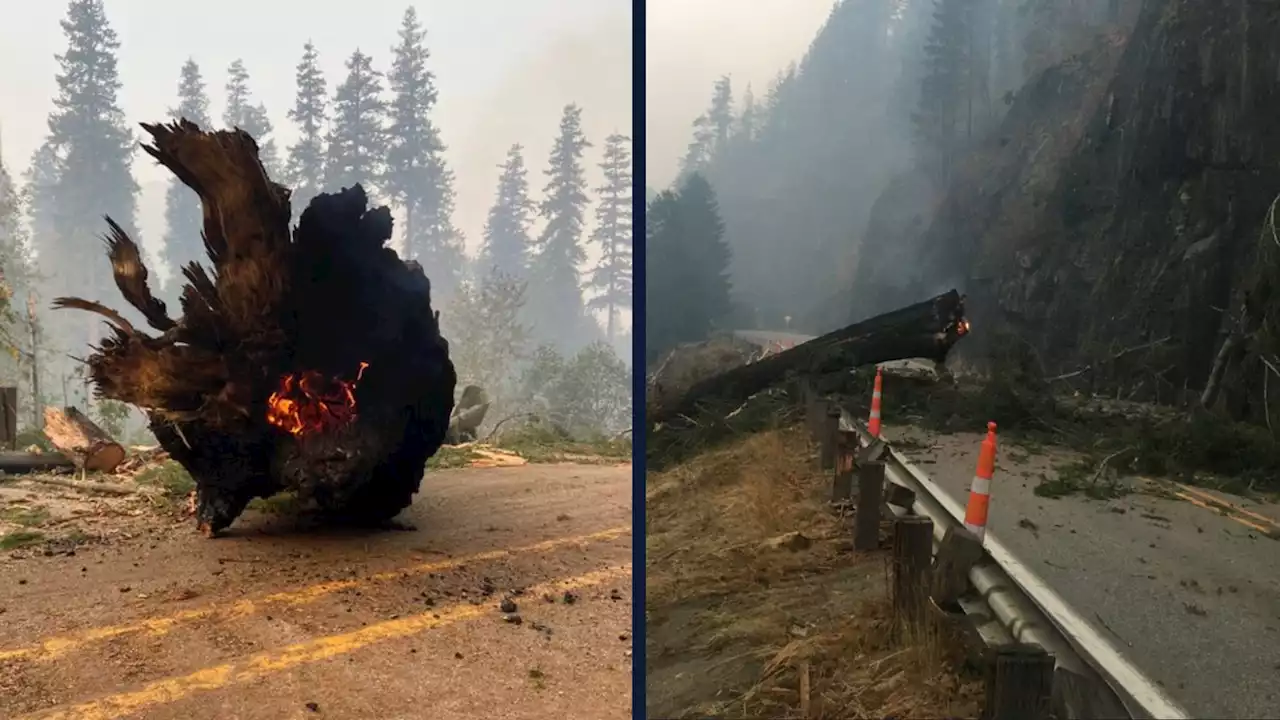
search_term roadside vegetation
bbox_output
[646,419,981,719]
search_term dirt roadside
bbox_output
[0,462,632,720]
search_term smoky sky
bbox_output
[0,0,632,283]
[645,0,832,189]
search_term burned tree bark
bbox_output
[649,290,969,425]
[54,120,457,536]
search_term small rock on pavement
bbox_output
[562,590,578,605]
[759,531,811,552]
[503,613,523,625]
[305,702,319,713]
[500,597,518,613]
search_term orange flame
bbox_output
[958,319,972,336]
[266,362,370,436]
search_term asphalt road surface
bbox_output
[890,425,1280,719]
[0,463,632,720]
[733,330,816,350]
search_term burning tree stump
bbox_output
[54,120,457,536]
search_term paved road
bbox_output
[0,463,632,720]
[733,330,816,350]
[889,424,1280,719]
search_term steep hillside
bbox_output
[855,0,1280,415]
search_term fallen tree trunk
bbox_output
[24,474,158,496]
[42,406,126,473]
[52,120,457,536]
[649,290,969,425]
[0,451,75,474]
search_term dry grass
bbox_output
[646,425,982,720]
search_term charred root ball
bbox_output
[55,120,456,535]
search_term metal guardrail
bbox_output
[835,406,1190,720]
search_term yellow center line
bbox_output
[0,526,629,663]
[20,565,632,720]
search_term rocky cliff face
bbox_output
[855,0,1280,410]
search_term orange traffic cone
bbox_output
[867,367,884,437]
[964,422,998,542]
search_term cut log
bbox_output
[649,290,969,425]
[446,402,490,444]
[42,406,126,473]
[0,451,76,474]
[445,385,490,444]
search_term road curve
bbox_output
[0,462,633,720]
[891,425,1280,719]
[732,330,817,350]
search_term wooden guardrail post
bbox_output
[891,516,934,625]
[807,394,825,440]
[854,457,885,551]
[982,644,1056,720]
[831,429,857,502]
[819,406,840,470]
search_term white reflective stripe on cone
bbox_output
[969,475,991,496]
[964,521,985,537]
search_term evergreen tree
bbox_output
[586,133,632,342]
[285,41,328,214]
[645,173,732,365]
[679,75,733,177]
[162,59,212,297]
[527,104,593,351]
[0,138,36,397]
[681,0,921,329]
[0,136,33,287]
[737,85,759,144]
[23,142,60,277]
[324,49,388,195]
[43,0,140,349]
[479,144,536,279]
[385,7,464,298]
[224,59,281,179]
[913,0,992,182]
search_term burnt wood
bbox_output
[54,120,456,536]
[648,290,968,425]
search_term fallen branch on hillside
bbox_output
[1049,337,1172,385]
[1090,446,1132,486]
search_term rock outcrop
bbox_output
[855,0,1280,416]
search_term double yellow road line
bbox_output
[5,526,631,720]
